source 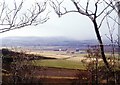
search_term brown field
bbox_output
[2,66,92,85]
[2,47,120,84]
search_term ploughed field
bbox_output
[3,65,91,84]
[1,48,120,84]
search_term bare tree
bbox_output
[116,1,120,57]
[0,0,49,33]
[105,16,117,56]
[49,0,118,71]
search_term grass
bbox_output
[105,53,120,59]
[36,76,78,79]
[29,59,86,70]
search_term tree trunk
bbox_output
[92,19,111,71]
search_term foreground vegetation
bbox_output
[1,48,120,84]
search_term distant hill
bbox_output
[0,36,118,52]
[1,36,110,47]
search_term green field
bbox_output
[29,59,86,70]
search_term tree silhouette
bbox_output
[50,0,118,71]
[0,0,49,33]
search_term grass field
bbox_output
[29,59,86,70]
[2,48,120,84]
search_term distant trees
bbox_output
[0,0,49,33]
[49,0,119,71]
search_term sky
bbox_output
[0,0,118,40]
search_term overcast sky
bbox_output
[0,0,118,40]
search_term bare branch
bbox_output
[71,0,94,20]
[97,1,113,18]
[0,0,49,33]
[0,1,5,19]
[86,0,90,13]
[108,15,120,25]
[98,9,114,29]
[11,0,24,25]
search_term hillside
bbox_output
[1,37,99,47]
